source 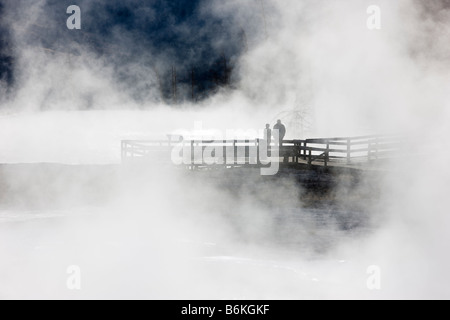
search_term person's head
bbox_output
[265,124,270,129]
[277,120,282,124]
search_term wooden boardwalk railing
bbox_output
[121,135,403,169]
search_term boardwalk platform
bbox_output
[121,135,404,171]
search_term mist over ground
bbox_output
[0,0,449,299]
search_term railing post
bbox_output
[347,139,351,164]
[325,141,329,167]
[375,136,379,160]
[121,141,125,163]
[308,149,312,165]
[223,140,227,166]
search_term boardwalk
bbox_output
[121,135,404,170]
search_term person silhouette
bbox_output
[273,120,286,146]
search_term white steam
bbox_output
[0,0,450,299]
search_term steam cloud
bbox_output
[0,0,449,299]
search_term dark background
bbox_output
[1,0,448,105]
[0,0,250,103]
